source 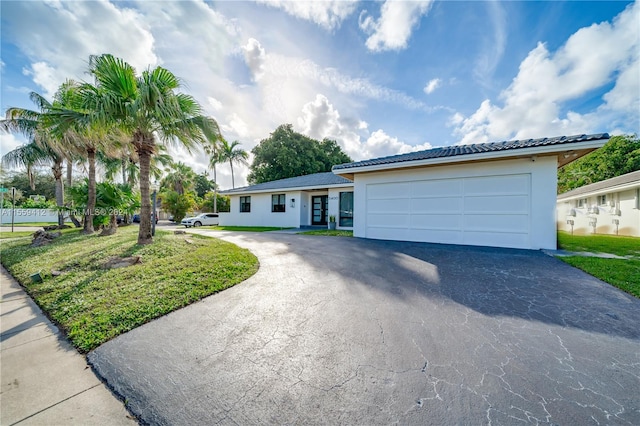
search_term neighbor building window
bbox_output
[240,196,251,213]
[597,194,607,206]
[272,194,286,212]
[577,198,588,208]
[339,191,354,227]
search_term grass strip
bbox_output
[0,226,258,352]
[299,230,353,237]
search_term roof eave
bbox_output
[221,182,354,195]
[333,138,609,176]
[558,180,640,201]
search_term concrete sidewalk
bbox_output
[0,266,136,425]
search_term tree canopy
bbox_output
[248,124,352,184]
[558,134,640,194]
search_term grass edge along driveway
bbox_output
[0,226,258,352]
[557,232,639,298]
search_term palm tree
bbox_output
[196,116,223,212]
[161,161,197,195]
[70,54,207,244]
[1,92,68,227]
[221,140,249,189]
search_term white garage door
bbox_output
[365,174,531,249]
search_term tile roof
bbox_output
[333,133,610,171]
[557,170,640,200]
[221,172,353,194]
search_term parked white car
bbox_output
[181,213,219,228]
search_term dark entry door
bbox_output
[312,195,328,225]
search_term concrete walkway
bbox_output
[0,266,136,425]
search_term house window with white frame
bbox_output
[240,196,251,213]
[339,191,354,227]
[597,194,607,206]
[577,198,588,208]
[272,194,286,212]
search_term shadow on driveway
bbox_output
[89,232,640,425]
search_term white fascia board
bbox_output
[557,181,640,201]
[223,183,354,196]
[333,138,609,175]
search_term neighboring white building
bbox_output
[222,133,610,250]
[220,173,354,229]
[556,170,640,237]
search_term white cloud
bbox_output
[474,1,507,87]
[255,0,358,30]
[242,38,266,81]
[0,134,26,160]
[3,0,157,99]
[452,1,640,144]
[297,94,432,160]
[423,78,441,95]
[207,97,223,111]
[359,0,434,52]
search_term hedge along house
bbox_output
[332,133,610,250]
[219,172,355,229]
[557,170,640,237]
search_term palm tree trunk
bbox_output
[213,165,217,213]
[230,161,236,189]
[84,148,96,234]
[66,159,73,186]
[136,135,154,245]
[52,160,64,227]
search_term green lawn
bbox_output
[557,232,640,298]
[0,222,60,227]
[299,229,353,237]
[0,227,78,239]
[0,226,258,352]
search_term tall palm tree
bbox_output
[67,54,207,244]
[221,140,249,189]
[161,161,197,195]
[195,116,222,212]
[1,92,68,227]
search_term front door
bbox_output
[312,195,328,225]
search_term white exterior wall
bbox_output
[353,157,558,250]
[0,208,64,224]
[557,188,640,237]
[220,191,303,228]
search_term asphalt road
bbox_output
[89,232,640,425]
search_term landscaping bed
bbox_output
[0,226,258,352]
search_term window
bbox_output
[339,191,354,227]
[272,194,286,212]
[597,194,607,206]
[577,198,588,208]
[240,196,251,213]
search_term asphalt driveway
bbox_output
[89,232,640,425]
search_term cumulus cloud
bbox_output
[452,1,640,144]
[359,0,434,52]
[3,0,157,99]
[0,134,26,160]
[297,94,432,160]
[255,0,358,30]
[423,78,441,95]
[242,38,266,81]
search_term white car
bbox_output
[181,213,219,227]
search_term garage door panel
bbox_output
[411,197,463,213]
[463,214,529,233]
[411,179,462,197]
[410,214,462,230]
[464,174,529,195]
[463,231,529,249]
[367,182,411,199]
[367,198,410,214]
[411,229,463,245]
[367,213,409,228]
[464,195,529,214]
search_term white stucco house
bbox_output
[557,170,640,237]
[222,133,610,250]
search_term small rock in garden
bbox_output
[51,270,63,277]
[31,230,62,247]
[174,230,186,235]
[185,239,194,244]
[103,256,142,269]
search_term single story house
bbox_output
[219,172,354,229]
[556,170,640,237]
[222,133,610,250]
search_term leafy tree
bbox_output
[159,190,197,223]
[220,140,248,188]
[558,135,640,193]
[200,191,230,213]
[161,162,197,195]
[194,173,215,198]
[54,54,214,244]
[248,124,351,184]
[0,171,56,201]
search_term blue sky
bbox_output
[1,0,638,189]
